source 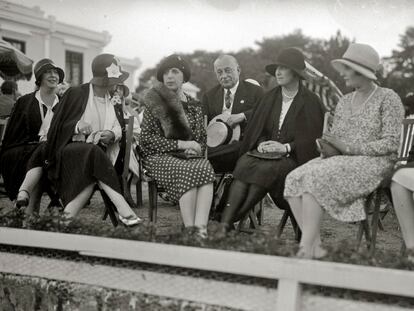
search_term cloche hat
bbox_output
[34,58,64,84]
[90,54,129,87]
[265,47,306,78]
[156,54,191,83]
[331,43,380,80]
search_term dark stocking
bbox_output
[220,179,249,225]
[234,184,267,222]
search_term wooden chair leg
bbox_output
[276,210,289,238]
[361,219,372,250]
[123,175,137,209]
[248,209,259,229]
[257,200,264,225]
[356,222,364,250]
[401,242,407,256]
[289,211,301,242]
[370,192,382,256]
[136,179,143,208]
[378,218,385,231]
[148,181,158,223]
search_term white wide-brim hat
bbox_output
[331,43,380,81]
[206,113,241,148]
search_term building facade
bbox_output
[0,1,140,95]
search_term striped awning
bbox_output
[303,61,343,113]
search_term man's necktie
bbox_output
[225,89,232,109]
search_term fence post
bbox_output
[276,278,302,311]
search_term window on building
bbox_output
[65,51,83,86]
[2,37,26,53]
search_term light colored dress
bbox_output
[392,168,414,191]
[284,87,404,222]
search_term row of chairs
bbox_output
[131,116,414,256]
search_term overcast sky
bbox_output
[12,0,414,74]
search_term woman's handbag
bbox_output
[246,149,284,160]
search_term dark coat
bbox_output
[240,83,324,166]
[202,80,263,135]
[0,92,42,199]
[45,83,91,181]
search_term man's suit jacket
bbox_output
[202,80,263,135]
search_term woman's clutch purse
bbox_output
[246,149,283,160]
[316,138,342,158]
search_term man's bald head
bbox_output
[214,54,240,89]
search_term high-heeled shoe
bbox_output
[118,214,143,227]
[15,190,30,208]
[196,227,208,239]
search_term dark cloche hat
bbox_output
[90,54,129,87]
[156,54,191,83]
[34,58,65,83]
[265,47,306,78]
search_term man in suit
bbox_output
[203,55,263,172]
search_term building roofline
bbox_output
[0,0,110,45]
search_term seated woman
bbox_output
[0,58,64,215]
[284,43,405,259]
[220,48,324,229]
[140,54,215,237]
[45,54,141,226]
[391,145,414,263]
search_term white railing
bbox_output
[0,227,413,311]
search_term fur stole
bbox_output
[145,84,193,140]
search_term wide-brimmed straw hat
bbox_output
[265,47,306,78]
[156,54,191,83]
[90,54,129,87]
[34,58,65,84]
[331,43,379,80]
[206,113,241,148]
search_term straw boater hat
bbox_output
[206,113,241,148]
[331,43,380,80]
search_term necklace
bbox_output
[282,87,298,99]
[350,85,378,115]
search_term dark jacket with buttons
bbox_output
[240,84,324,166]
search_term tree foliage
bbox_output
[382,27,414,97]
[138,28,413,99]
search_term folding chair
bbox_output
[135,145,159,223]
[272,195,302,242]
[357,118,414,255]
[237,200,264,233]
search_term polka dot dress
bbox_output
[140,97,215,202]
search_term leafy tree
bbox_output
[382,27,414,97]
[137,29,355,96]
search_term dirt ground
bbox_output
[0,182,404,256]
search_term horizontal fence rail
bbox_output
[0,227,413,311]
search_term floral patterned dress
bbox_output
[284,87,404,222]
[140,97,215,202]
